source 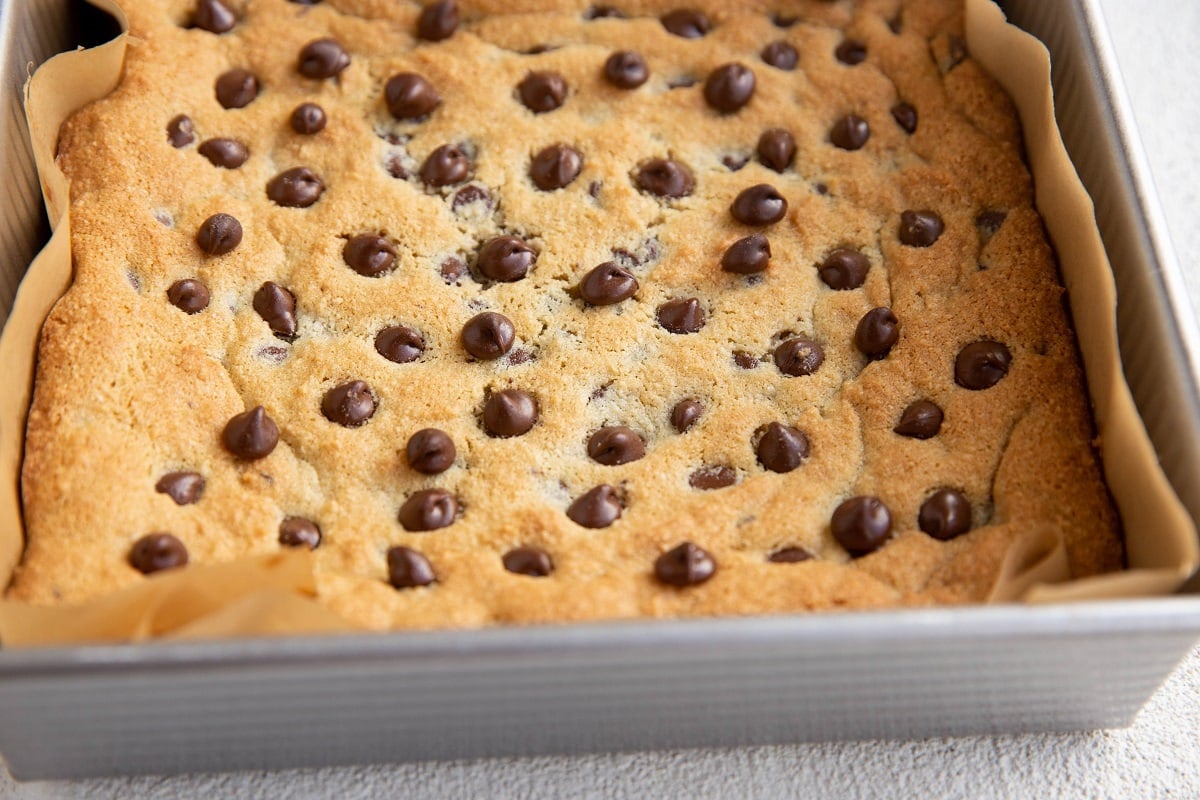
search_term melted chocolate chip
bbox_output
[661,8,710,38]
[290,102,327,134]
[656,298,705,334]
[452,184,492,213]
[671,399,702,433]
[579,262,639,305]
[477,236,536,282]
[892,102,917,134]
[704,63,756,113]
[566,484,622,528]
[757,129,796,172]
[818,249,869,290]
[976,210,1007,243]
[406,428,456,474]
[635,159,695,198]
[955,340,1012,390]
[482,389,538,437]
[774,337,824,376]
[167,279,211,314]
[279,517,321,549]
[253,282,298,340]
[503,546,553,577]
[689,465,736,490]
[830,114,870,150]
[129,533,189,574]
[831,496,892,556]
[919,489,972,541]
[321,380,376,427]
[421,143,471,186]
[731,184,787,225]
[298,38,350,79]
[587,426,645,466]
[375,325,425,363]
[461,312,515,359]
[385,73,441,120]
[215,68,259,109]
[898,210,944,247]
[518,71,568,113]
[655,542,716,586]
[193,0,236,33]
[196,213,242,255]
[756,422,810,473]
[733,350,760,369]
[761,41,798,70]
[343,234,398,277]
[155,471,205,505]
[530,144,583,190]
[896,400,945,439]
[604,51,648,89]
[198,137,249,168]
[722,233,771,274]
[441,257,466,283]
[222,406,280,460]
[388,546,436,587]
[855,307,900,359]
[417,0,458,41]
[398,489,458,532]
[835,39,868,65]
[167,115,195,147]
[266,167,324,208]
[768,546,813,563]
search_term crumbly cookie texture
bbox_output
[11,0,1122,628]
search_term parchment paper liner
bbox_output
[0,0,1194,645]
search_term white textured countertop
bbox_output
[5,1,1200,796]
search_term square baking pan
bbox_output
[2,0,1200,781]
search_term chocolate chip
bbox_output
[722,154,749,171]
[604,51,648,89]
[656,298,705,334]
[167,115,195,147]
[266,167,325,208]
[155,471,205,505]
[321,380,376,427]
[416,0,458,41]
[298,38,350,79]
[421,143,471,187]
[768,546,813,563]
[440,257,466,283]
[388,546,436,587]
[898,210,944,247]
[518,71,568,113]
[386,155,410,179]
[976,210,1007,243]
[756,129,796,172]
[587,426,645,466]
[919,489,972,540]
[279,517,322,549]
[343,234,398,277]
[635,159,695,198]
[193,0,236,33]
[721,233,771,274]
[566,484,622,528]
[955,340,1012,390]
[385,73,441,120]
[855,307,899,359]
[398,489,458,531]
[894,400,944,439]
[461,312,515,359]
[761,41,798,70]
[452,184,492,213]
[215,68,259,109]
[198,137,249,169]
[167,279,211,314]
[253,281,298,340]
[830,114,870,150]
[655,542,716,586]
[732,350,759,369]
[661,9,710,38]
[891,102,917,134]
[501,546,552,577]
[195,213,242,255]
[406,428,456,474]
[222,406,280,460]
[704,63,756,113]
[290,102,327,134]
[579,262,638,305]
[584,5,624,19]
[689,465,736,490]
[129,533,189,574]
[774,337,824,376]
[530,144,583,190]
[482,389,538,437]
[818,249,869,290]
[831,496,892,556]
[756,422,810,473]
[477,236,536,282]
[671,399,702,433]
[835,39,867,65]
[731,184,787,225]
[375,325,425,363]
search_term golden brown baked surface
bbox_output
[11,0,1122,628]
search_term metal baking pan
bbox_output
[2,0,1200,780]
